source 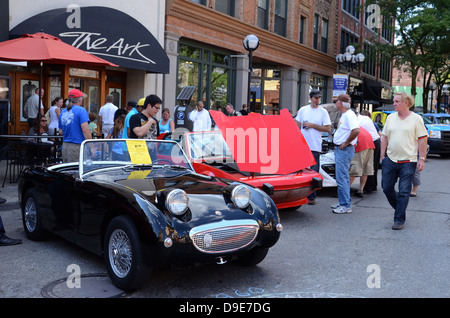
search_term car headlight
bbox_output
[429,130,441,139]
[231,185,251,209]
[166,189,189,215]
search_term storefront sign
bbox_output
[10,6,169,73]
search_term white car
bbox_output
[319,130,337,187]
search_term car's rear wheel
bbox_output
[236,247,269,266]
[22,188,47,240]
[104,215,152,291]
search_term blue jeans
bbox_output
[381,157,417,224]
[335,146,355,208]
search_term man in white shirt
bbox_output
[295,89,331,205]
[98,95,118,137]
[189,101,211,132]
[24,88,44,128]
[331,94,360,214]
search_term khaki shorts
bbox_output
[350,148,374,176]
[62,142,81,163]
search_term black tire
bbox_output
[104,215,152,291]
[22,188,47,240]
[236,247,269,266]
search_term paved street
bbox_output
[0,155,449,298]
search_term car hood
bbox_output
[209,108,315,175]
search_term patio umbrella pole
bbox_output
[38,60,43,136]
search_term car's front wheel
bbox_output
[104,215,152,291]
[22,188,47,240]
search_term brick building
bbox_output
[338,0,394,111]
[165,0,339,115]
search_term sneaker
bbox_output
[392,222,404,230]
[332,206,352,214]
[330,202,340,209]
[308,199,316,205]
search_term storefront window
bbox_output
[177,43,233,110]
[251,68,281,114]
[310,74,327,103]
[69,68,100,114]
[178,60,200,105]
[210,66,228,108]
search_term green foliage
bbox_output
[365,0,449,111]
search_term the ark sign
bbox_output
[10,6,169,73]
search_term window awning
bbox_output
[10,6,169,73]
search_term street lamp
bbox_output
[243,34,259,112]
[429,82,437,112]
[336,45,365,71]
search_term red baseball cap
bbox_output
[68,89,87,98]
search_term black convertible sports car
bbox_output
[18,139,282,291]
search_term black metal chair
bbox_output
[2,141,28,187]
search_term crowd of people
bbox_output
[294,90,428,230]
[0,89,428,246]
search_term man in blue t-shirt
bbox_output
[59,89,92,163]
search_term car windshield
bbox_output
[187,132,233,160]
[421,116,433,124]
[80,139,192,175]
[436,116,450,124]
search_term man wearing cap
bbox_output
[295,89,331,205]
[330,94,360,214]
[122,98,144,139]
[98,95,118,138]
[58,89,92,162]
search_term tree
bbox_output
[366,0,450,112]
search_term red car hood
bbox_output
[209,109,315,174]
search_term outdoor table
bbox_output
[0,134,63,186]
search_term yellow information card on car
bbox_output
[126,140,152,164]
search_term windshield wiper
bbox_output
[123,164,153,171]
[164,164,188,170]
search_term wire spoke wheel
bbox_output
[24,197,37,233]
[108,229,133,278]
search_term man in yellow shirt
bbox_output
[380,92,428,230]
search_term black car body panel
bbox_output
[18,140,281,272]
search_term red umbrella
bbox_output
[0,32,118,133]
[0,32,118,67]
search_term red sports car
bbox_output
[180,109,323,209]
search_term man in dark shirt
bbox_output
[129,94,162,139]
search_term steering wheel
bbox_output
[152,158,173,165]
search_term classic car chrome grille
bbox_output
[189,220,259,254]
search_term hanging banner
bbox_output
[333,74,348,97]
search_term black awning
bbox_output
[10,7,169,73]
[363,78,382,100]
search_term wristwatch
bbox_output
[419,156,426,161]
